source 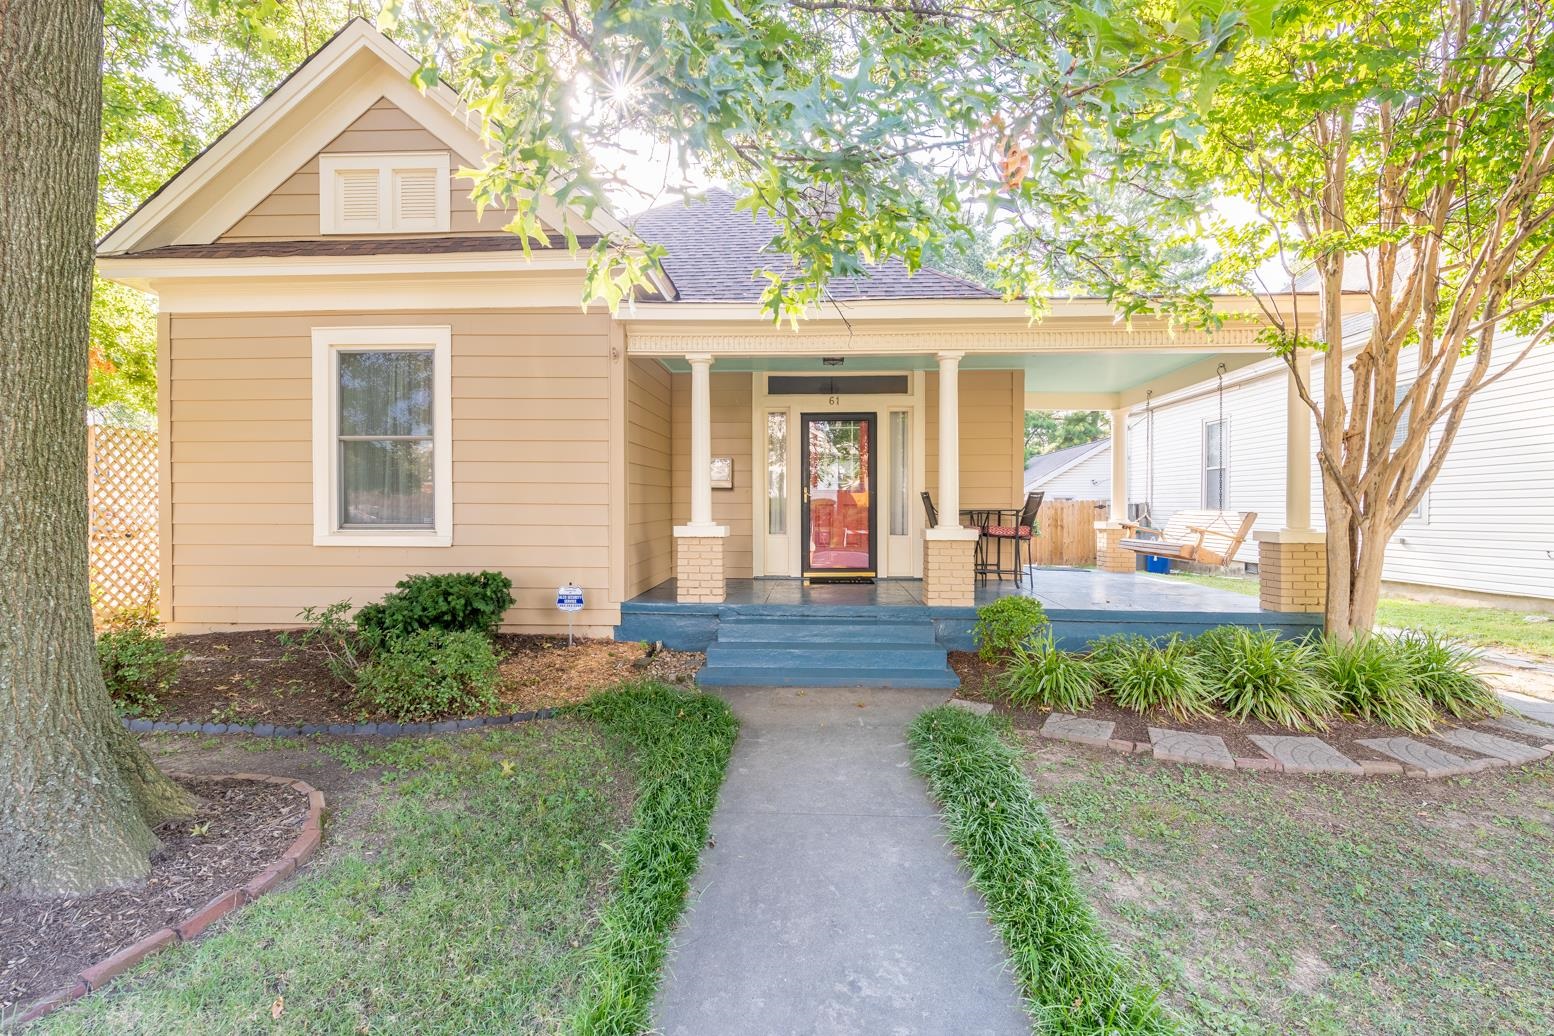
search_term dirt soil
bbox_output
[951,651,1513,763]
[156,630,702,725]
[0,776,305,1015]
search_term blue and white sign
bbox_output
[556,583,585,612]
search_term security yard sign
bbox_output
[556,583,584,646]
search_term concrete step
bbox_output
[705,643,948,669]
[696,666,960,689]
[715,619,938,646]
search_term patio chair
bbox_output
[920,491,939,528]
[982,491,1044,586]
[1119,509,1257,568]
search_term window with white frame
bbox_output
[318,153,450,235]
[312,327,452,546]
[1203,418,1229,509]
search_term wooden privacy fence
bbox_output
[1031,498,1107,567]
[88,425,158,621]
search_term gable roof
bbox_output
[98,19,623,257]
[630,189,997,303]
[1024,438,1110,490]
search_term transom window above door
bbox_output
[311,326,452,546]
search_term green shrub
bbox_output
[97,621,184,716]
[1195,626,1337,731]
[1001,634,1097,712]
[1393,630,1502,719]
[1094,633,1213,720]
[972,595,1050,661]
[354,571,514,647]
[356,629,500,722]
[278,600,370,687]
[1315,634,1437,733]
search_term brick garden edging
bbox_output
[11,774,326,1030]
[949,698,1554,779]
[120,707,560,738]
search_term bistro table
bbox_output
[960,507,1023,584]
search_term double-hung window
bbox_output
[312,326,452,546]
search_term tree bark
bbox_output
[0,0,194,895]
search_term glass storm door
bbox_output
[801,413,876,577]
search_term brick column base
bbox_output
[923,528,980,606]
[1095,521,1136,574]
[1254,530,1327,613]
[673,526,728,603]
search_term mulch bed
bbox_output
[0,776,307,1015]
[154,630,701,727]
[950,651,1495,764]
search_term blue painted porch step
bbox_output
[697,617,958,689]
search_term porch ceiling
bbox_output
[656,349,1255,402]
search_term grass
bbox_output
[908,706,1176,1035]
[1167,571,1554,659]
[1027,749,1554,1035]
[40,682,736,1035]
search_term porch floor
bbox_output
[618,568,1322,654]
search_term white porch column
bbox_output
[1283,348,1313,531]
[1108,406,1129,522]
[1095,405,1135,573]
[1255,348,1325,613]
[673,353,727,602]
[936,351,963,527]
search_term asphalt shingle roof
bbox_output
[1023,438,1109,488]
[631,188,997,303]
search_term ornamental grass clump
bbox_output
[1094,634,1213,720]
[1194,626,1338,731]
[1393,629,1502,718]
[1001,634,1097,712]
[1315,634,1437,734]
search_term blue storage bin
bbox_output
[1144,555,1171,574]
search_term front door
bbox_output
[800,413,876,578]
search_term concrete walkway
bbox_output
[652,686,1029,1036]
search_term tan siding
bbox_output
[165,308,618,632]
[625,358,673,597]
[671,372,754,578]
[220,98,522,241]
[925,370,1025,511]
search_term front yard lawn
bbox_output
[38,682,736,1035]
[1026,740,1554,1035]
[1167,571,1554,660]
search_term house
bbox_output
[96,20,1355,679]
[1023,438,1110,500]
[1070,314,1554,608]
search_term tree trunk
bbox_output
[0,0,193,896]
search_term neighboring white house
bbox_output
[1023,438,1111,499]
[1085,313,1554,606]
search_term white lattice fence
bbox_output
[88,426,159,621]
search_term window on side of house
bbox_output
[312,327,452,546]
[318,152,450,235]
[1203,418,1229,509]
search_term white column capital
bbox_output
[935,351,965,366]
[685,352,714,368]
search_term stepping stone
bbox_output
[1435,728,1550,765]
[946,698,993,716]
[1248,735,1363,774]
[1039,713,1116,748]
[1485,715,1554,741]
[1355,737,1481,778]
[1148,728,1235,769]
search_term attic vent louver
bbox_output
[394,168,440,227]
[338,170,381,226]
[319,152,450,235]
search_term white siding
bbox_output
[1124,316,1554,601]
[1038,447,1112,500]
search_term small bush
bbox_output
[278,600,370,687]
[1195,626,1338,731]
[1393,630,1502,718]
[1316,635,1437,733]
[1001,634,1097,712]
[354,571,514,647]
[97,621,184,716]
[356,629,500,722]
[973,595,1050,661]
[1095,633,1213,720]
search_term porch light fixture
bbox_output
[821,357,845,366]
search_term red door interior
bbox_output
[802,414,875,576]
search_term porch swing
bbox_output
[1119,366,1258,569]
